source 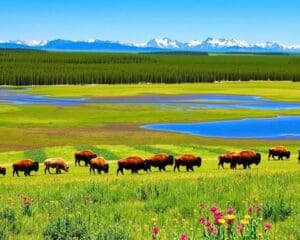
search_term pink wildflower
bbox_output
[210,205,218,213]
[226,208,235,214]
[152,227,159,235]
[181,234,188,240]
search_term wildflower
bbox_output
[199,217,206,224]
[264,223,272,232]
[226,214,235,224]
[240,219,249,225]
[226,208,235,214]
[152,227,159,235]
[180,233,188,240]
[210,205,218,213]
[199,203,205,209]
[236,225,244,233]
[248,207,253,213]
[244,214,251,220]
[217,218,226,225]
[256,204,262,213]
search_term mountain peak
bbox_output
[0,37,299,52]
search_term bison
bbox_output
[0,166,6,176]
[174,154,202,172]
[218,152,236,169]
[231,150,261,169]
[117,156,149,175]
[12,159,39,177]
[90,157,109,174]
[145,153,174,172]
[268,146,291,160]
[75,150,97,166]
[44,158,69,174]
[298,150,300,163]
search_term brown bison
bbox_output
[268,146,291,160]
[230,150,261,169]
[44,158,69,174]
[117,156,149,175]
[0,166,6,176]
[145,153,174,172]
[75,150,97,166]
[174,154,202,172]
[298,150,300,163]
[90,157,109,174]
[12,159,39,176]
[218,152,236,169]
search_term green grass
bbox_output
[11,81,300,101]
[0,145,299,239]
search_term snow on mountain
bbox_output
[138,38,183,48]
[187,40,203,47]
[25,40,48,46]
[0,38,299,52]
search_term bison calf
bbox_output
[12,159,39,177]
[268,146,290,160]
[44,158,69,174]
[218,152,236,169]
[117,156,149,175]
[0,166,6,176]
[145,153,174,172]
[90,157,109,174]
[174,154,202,172]
[75,150,97,166]
[231,150,261,169]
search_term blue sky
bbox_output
[0,0,299,44]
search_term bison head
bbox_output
[103,163,109,173]
[33,161,39,172]
[168,155,174,165]
[255,153,261,165]
[0,168,6,176]
[197,157,202,167]
[285,151,291,159]
[143,161,151,172]
[64,163,70,172]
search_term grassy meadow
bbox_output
[0,82,300,239]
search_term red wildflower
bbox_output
[264,223,272,232]
[226,208,235,214]
[199,217,206,224]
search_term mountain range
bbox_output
[1,37,300,52]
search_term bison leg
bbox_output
[117,167,123,175]
[243,164,247,169]
[162,166,166,171]
[190,166,194,171]
[13,169,18,177]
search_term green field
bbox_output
[1,51,300,85]
[0,82,300,239]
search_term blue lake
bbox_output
[142,116,300,140]
[1,88,300,109]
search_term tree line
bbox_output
[0,50,300,85]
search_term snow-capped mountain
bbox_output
[0,37,299,52]
[134,38,184,49]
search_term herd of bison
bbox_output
[0,146,299,177]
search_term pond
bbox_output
[142,116,300,140]
[1,88,300,109]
